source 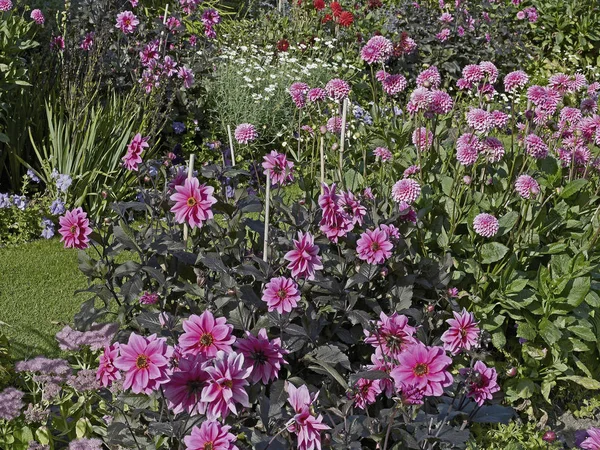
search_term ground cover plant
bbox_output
[2,0,600,449]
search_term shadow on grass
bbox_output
[9,324,61,361]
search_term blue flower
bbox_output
[148,165,158,177]
[27,169,40,183]
[56,174,72,193]
[172,121,186,134]
[41,218,55,239]
[13,195,27,210]
[50,198,66,215]
[0,193,10,208]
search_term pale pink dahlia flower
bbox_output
[235,328,288,384]
[113,333,171,394]
[58,207,93,249]
[262,276,300,314]
[416,66,441,89]
[504,70,529,93]
[0,0,12,11]
[382,74,407,96]
[179,310,235,357]
[284,232,323,280]
[170,177,217,228]
[373,146,392,162]
[515,174,540,199]
[412,127,433,151]
[524,133,549,159]
[360,35,393,64]
[30,9,45,24]
[325,78,350,101]
[392,178,421,204]
[441,309,480,355]
[473,213,499,237]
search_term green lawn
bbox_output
[0,238,88,360]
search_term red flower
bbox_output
[313,0,325,10]
[338,10,354,27]
[277,38,290,52]
[330,1,342,17]
[322,13,333,23]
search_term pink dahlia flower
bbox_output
[184,421,239,450]
[481,137,505,163]
[96,343,121,387]
[262,276,300,314]
[515,174,540,199]
[360,35,393,64]
[581,428,600,450]
[113,333,171,394]
[262,150,294,185]
[439,12,453,23]
[462,64,484,84]
[289,82,310,108]
[460,360,500,406]
[391,178,421,204]
[504,70,529,93]
[80,32,94,50]
[58,207,93,249]
[473,213,499,237]
[115,11,139,34]
[326,116,344,134]
[403,165,420,178]
[416,66,441,89]
[178,66,194,88]
[356,228,393,265]
[382,73,407,96]
[307,87,327,103]
[429,89,453,114]
[30,9,45,24]
[0,0,12,11]
[491,110,509,128]
[412,127,433,151]
[235,328,288,384]
[367,348,395,397]
[479,61,498,84]
[201,351,251,420]
[286,384,330,450]
[406,87,432,114]
[122,133,149,171]
[284,232,323,280]
[456,133,482,166]
[349,378,381,409]
[364,312,417,358]
[339,190,366,226]
[525,134,549,159]
[318,184,353,242]
[466,108,493,133]
[441,309,480,355]
[163,354,209,415]
[234,123,258,144]
[325,78,350,101]
[436,28,450,42]
[170,177,216,228]
[373,146,392,162]
[390,344,453,397]
[179,311,235,357]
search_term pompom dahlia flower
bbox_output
[391,178,421,204]
[360,35,393,64]
[325,78,350,101]
[234,123,258,144]
[30,9,45,24]
[473,213,499,237]
[515,174,540,199]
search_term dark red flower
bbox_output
[338,10,354,26]
[277,39,290,52]
[313,0,325,10]
[368,0,382,8]
[330,1,342,17]
[322,13,333,23]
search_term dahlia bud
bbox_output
[380,267,388,278]
[103,218,111,225]
[331,143,339,151]
[144,176,151,183]
[506,367,517,377]
[101,190,108,199]
[226,289,236,296]
[426,304,435,313]
[542,431,556,443]
[320,125,327,134]
[463,175,472,185]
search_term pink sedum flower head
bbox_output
[392,178,421,204]
[441,309,480,355]
[460,360,500,406]
[390,344,453,397]
[473,213,499,237]
[515,174,540,199]
[179,310,235,357]
[163,354,209,415]
[0,0,12,11]
[97,343,121,387]
[325,78,350,101]
[235,328,288,384]
[116,11,139,34]
[113,333,171,394]
[262,276,300,314]
[122,133,149,171]
[286,383,330,450]
[349,378,381,409]
[364,312,417,358]
[234,123,258,144]
[262,150,294,185]
[373,146,392,162]
[184,421,239,450]
[170,177,217,228]
[59,208,93,249]
[356,228,393,265]
[201,351,251,420]
[284,232,323,280]
[581,428,600,450]
[360,35,393,64]
[31,9,45,24]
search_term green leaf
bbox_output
[304,355,348,389]
[559,376,600,390]
[479,242,509,264]
[570,325,596,342]
[539,318,562,345]
[498,211,519,236]
[440,175,454,196]
[560,179,588,198]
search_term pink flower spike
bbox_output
[113,333,171,394]
[390,344,453,397]
[235,328,288,384]
[58,208,93,249]
[441,309,480,355]
[169,177,217,228]
[184,421,239,450]
[179,310,235,357]
[201,351,251,420]
[284,232,323,280]
[262,277,300,314]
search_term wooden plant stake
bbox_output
[183,153,195,245]
[320,136,325,195]
[263,172,271,262]
[227,125,236,167]
[339,98,348,185]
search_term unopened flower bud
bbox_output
[463,175,472,185]
[542,431,556,443]
[506,367,517,377]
